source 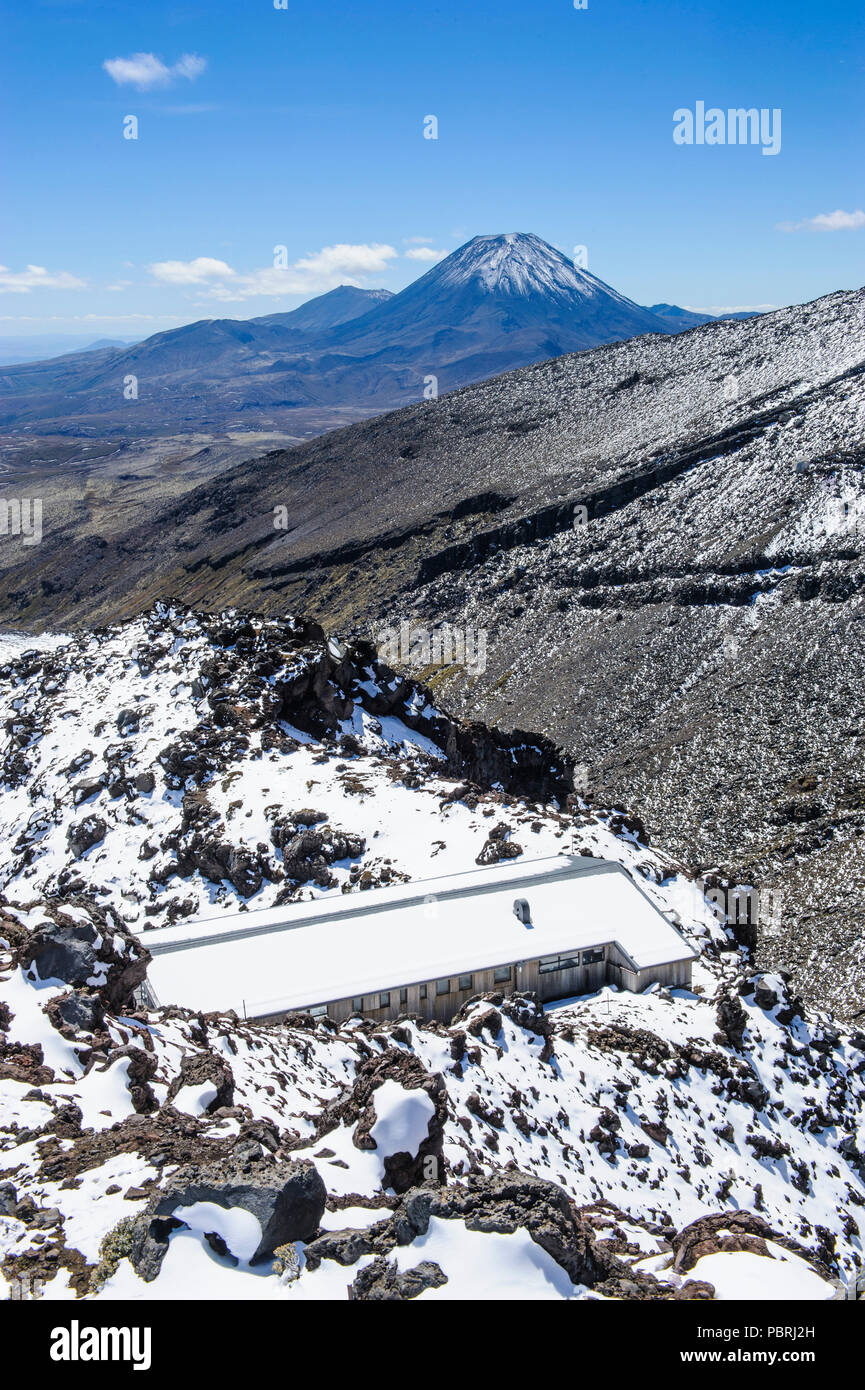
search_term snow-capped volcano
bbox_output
[431,232,628,303]
[325,231,670,369]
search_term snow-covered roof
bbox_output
[144,856,697,1018]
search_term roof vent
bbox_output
[513,897,531,924]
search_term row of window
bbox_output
[307,953,604,1018]
[538,946,605,974]
[349,969,507,1014]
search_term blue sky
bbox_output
[1,0,863,338]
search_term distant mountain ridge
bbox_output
[647,302,762,331]
[0,233,762,438]
[0,334,141,368]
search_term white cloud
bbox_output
[147,257,235,286]
[0,265,86,294]
[292,243,398,280]
[148,244,398,301]
[404,246,448,262]
[776,208,865,232]
[172,54,207,82]
[103,52,207,91]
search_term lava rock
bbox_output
[129,1159,327,1277]
[66,816,107,859]
[348,1256,448,1300]
[166,1051,235,1115]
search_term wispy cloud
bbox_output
[147,257,234,286]
[405,246,448,262]
[103,52,207,91]
[148,244,399,301]
[776,208,865,232]
[0,265,86,294]
[0,314,182,324]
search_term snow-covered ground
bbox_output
[0,607,862,1302]
[0,606,687,934]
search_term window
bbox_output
[538,953,581,975]
[352,997,363,1013]
[458,974,473,991]
[399,988,407,1006]
[494,965,512,984]
[419,983,427,1000]
[436,978,450,996]
[379,992,390,1009]
[582,947,605,965]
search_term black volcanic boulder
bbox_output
[13,907,149,1010]
[46,989,104,1037]
[220,845,262,898]
[72,777,105,806]
[22,921,99,986]
[116,708,140,736]
[66,816,107,859]
[128,1159,327,1277]
[715,989,748,1050]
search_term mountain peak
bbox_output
[432,232,596,301]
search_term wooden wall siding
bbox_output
[252,949,693,1025]
[520,954,609,1003]
[323,965,512,1026]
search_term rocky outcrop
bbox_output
[349,1257,448,1301]
[475,821,523,866]
[313,1048,447,1193]
[127,1158,327,1278]
[6,903,149,1011]
[670,1211,834,1283]
[272,821,366,889]
[305,1171,718,1299]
